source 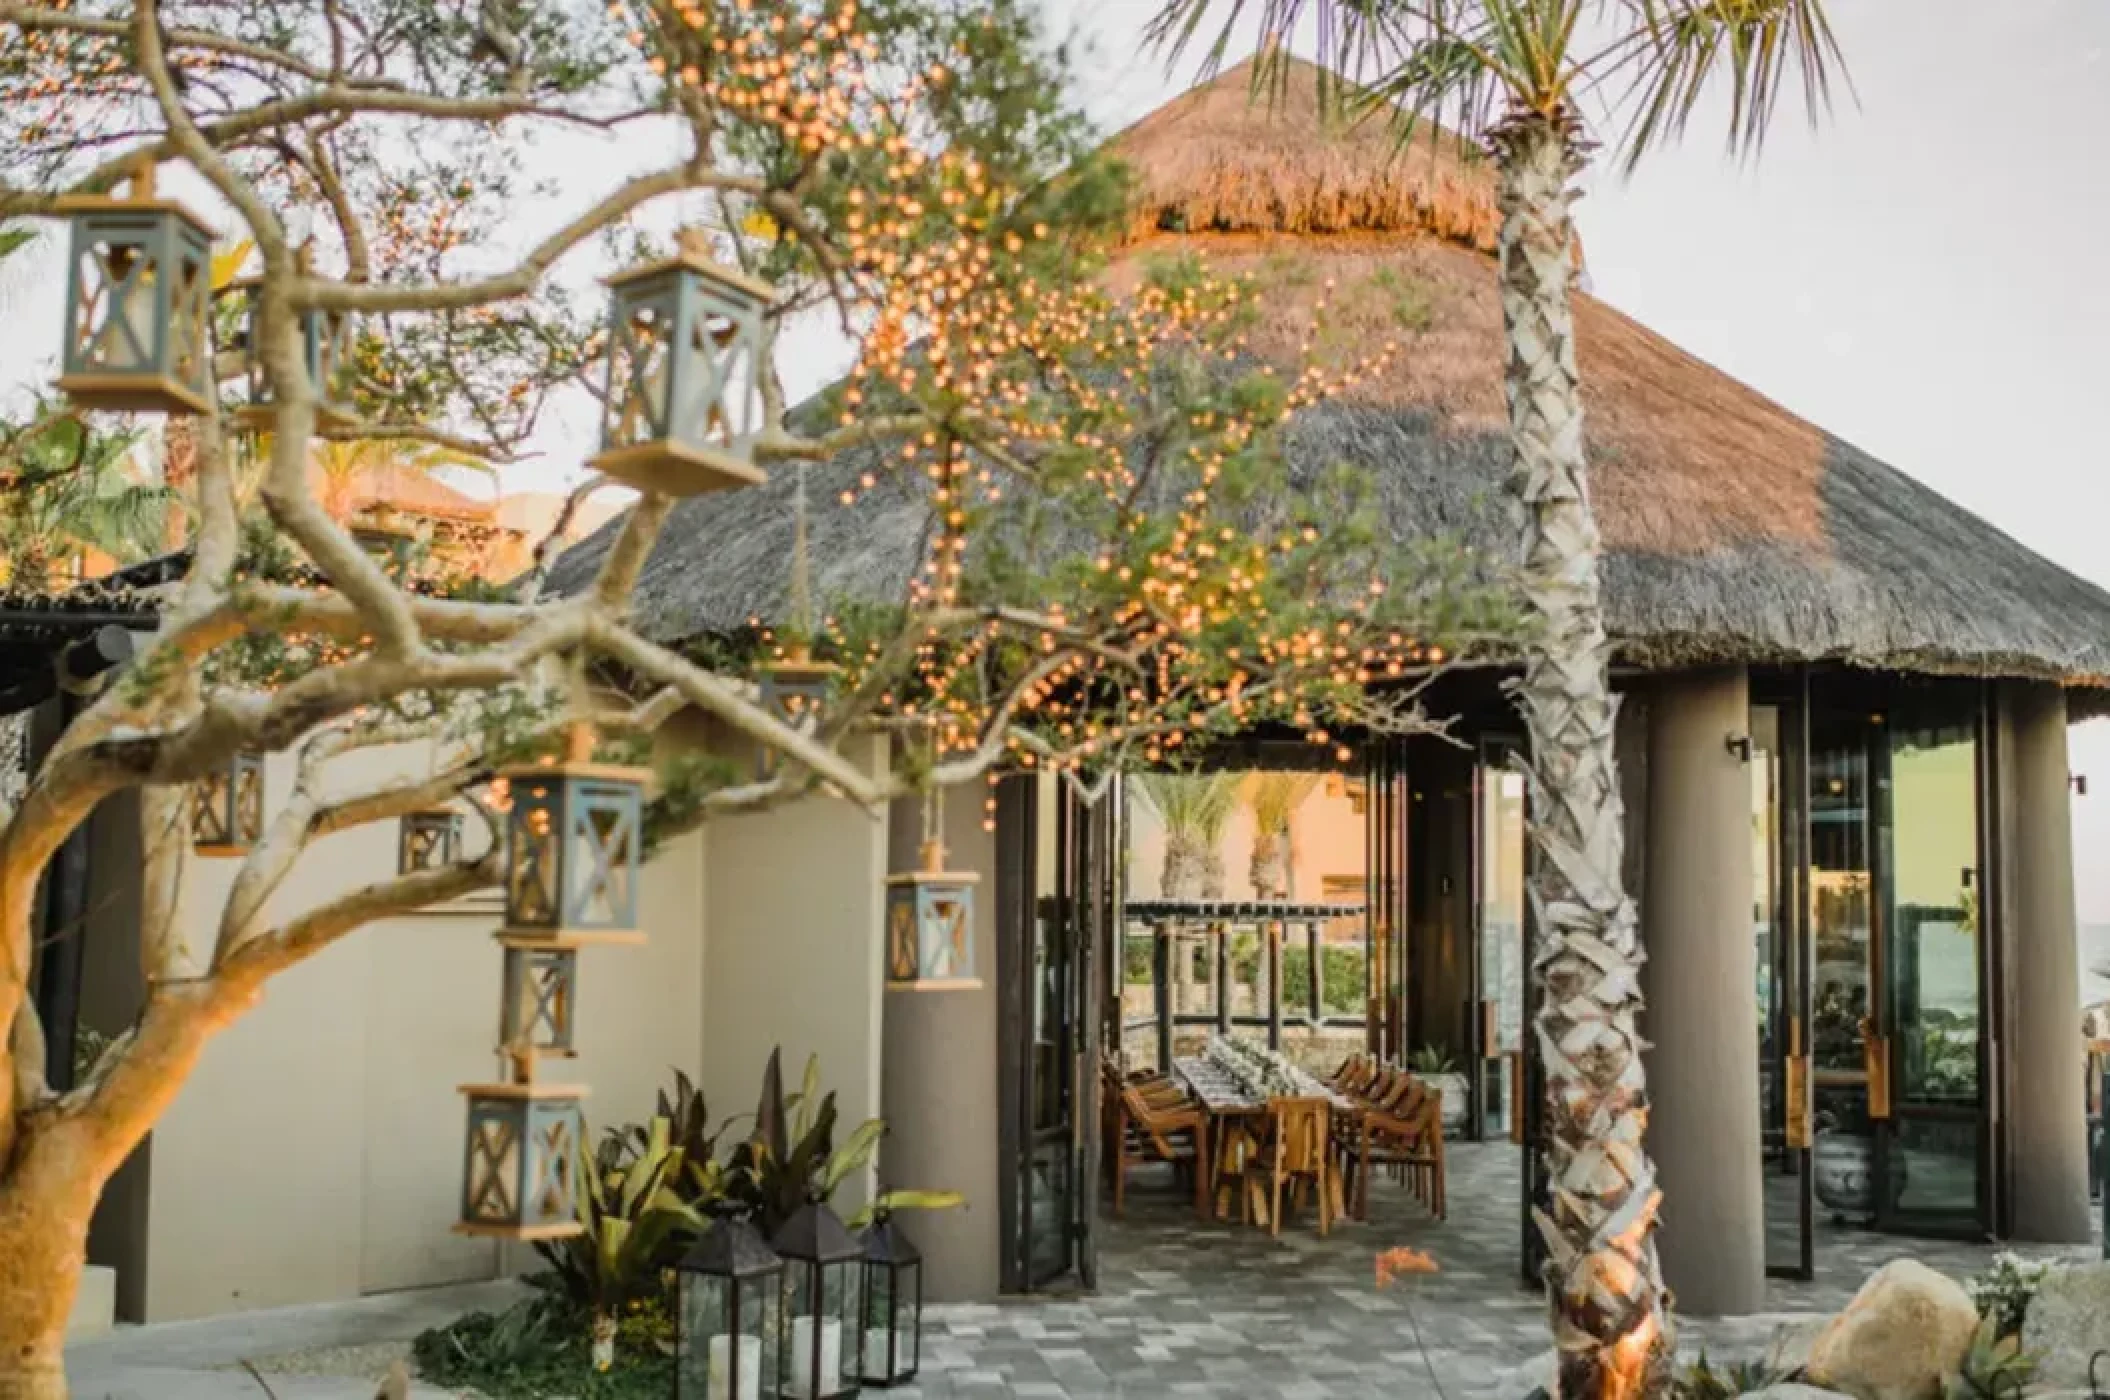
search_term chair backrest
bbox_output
[1267,1096,1332,1174]
[1384,1074,1428,1118]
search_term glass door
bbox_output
[1471,739,1528,1144]
[1872,699,1993,1238]
[999,776,1115,1292]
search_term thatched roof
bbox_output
[548,60,2110,697]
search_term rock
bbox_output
[1764,1316,1829,1377]
[2020,1261,2110,1389]
[1805,1260,1979,1400]
[1746,1386,1856,1400]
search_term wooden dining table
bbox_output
[1172,1056,1360,1224]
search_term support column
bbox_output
[1643,666,1764,1316]
[2006,682,2092,1242]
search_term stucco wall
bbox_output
[699,734,890,1217]
[140,746,708,1322]
[880,783,1001,1300]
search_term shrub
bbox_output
[1965,1252,2048,1340]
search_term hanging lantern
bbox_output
[591,228,775,497]
[756,649,837,779]
[454,1081,587,1240]
[237,253,351,431]
[884,841,980,990]
[676,1212,786,1400]
[857,1213,923,1388]
[772,1202,863,1400]
[497,936,579,1057]
[54,160,214,415]
[398,807,465,874]
[191,750,265,857]
[499,725,649,946]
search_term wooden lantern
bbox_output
[756,648,837,779]
[191,750,265,857]
[55,162,215,415]
[499,728,649,946]
[455,1081,588,1240]
[398,808,464,874]
[497,936,579,1057]
[238,268,350,431]
[591,229,774,497]
[884,842,980,990]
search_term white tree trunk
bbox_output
[1493,110,1673,1400]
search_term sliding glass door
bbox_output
[1471,739,1528,1145]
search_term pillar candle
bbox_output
[863,1325,896,1379]
[706,1333,761,1400]
[788,1314,841,1398]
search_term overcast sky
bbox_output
[7,1,2108,923]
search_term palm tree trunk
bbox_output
[1492,110,1673,1400]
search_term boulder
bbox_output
[2019,1261,2110,1390]
[1745,1387,1856,1400]
[1805,1260,1979,1400]
[1763,1316,1829,1377]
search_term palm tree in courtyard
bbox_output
[0,408,169,590]
[1147,4,1847,1396]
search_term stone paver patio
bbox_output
[64,1142,2101,1398]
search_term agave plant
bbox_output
[1948,1315,2037,1400]
[722,1049,963,1237]
[533,1116,707,1372]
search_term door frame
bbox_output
[1755,670,1816,1280]
[995,775,1111,1294]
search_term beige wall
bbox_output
[880,782,1002,1300]
[700,734,890,1217]
[142,746,709,1322]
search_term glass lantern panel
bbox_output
[461,1100,523,1226]
[72,225,158,372]
[168,232,209,391]
[523,1099,581,1227]
[191,772,230,846]
[860,1267,899,1381]
[825,1260,857,1396]
[563,781,638,929]
[900,1260,921,1374]
[506,786,560,926]
[782,1263,852,1400]
[679,294,754,453]
[606,290,676,450]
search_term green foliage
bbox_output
[721,1048,963,1236]
[1407,1043,1459,1075]
[1965,1253,2049,1340]
[1673,1352,1778,1400]
[413,1299,674,1400]
[532,1117,707,1323]
[0,403,168,589]
[1948,1314,2036,1400]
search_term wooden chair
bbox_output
[1356,1089,1445,1220]
[1111,1083,1209,1217]
[1241,1096,1335,1237]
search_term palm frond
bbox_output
[1607,0,1849,172]
[1135,771,1246,841]
[1247,772,1321,834]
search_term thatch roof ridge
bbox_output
[1106,56,1501,251]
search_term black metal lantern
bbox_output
[677,1213,786,1400]
[54,161,214,415]
[772,1202,863,1400]
[497,935,578,1057]
[454,1081,587,1240]
[591,229,774,497]
[884,842,980,990]
[499,728,648,946]
[398,807,464,874]
[191,750,265,857]
[857,1214,923,1388]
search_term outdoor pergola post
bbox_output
[1153,919,1174,1072]
[1266,920,1284,1049]
[1214,922,1230,1035]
